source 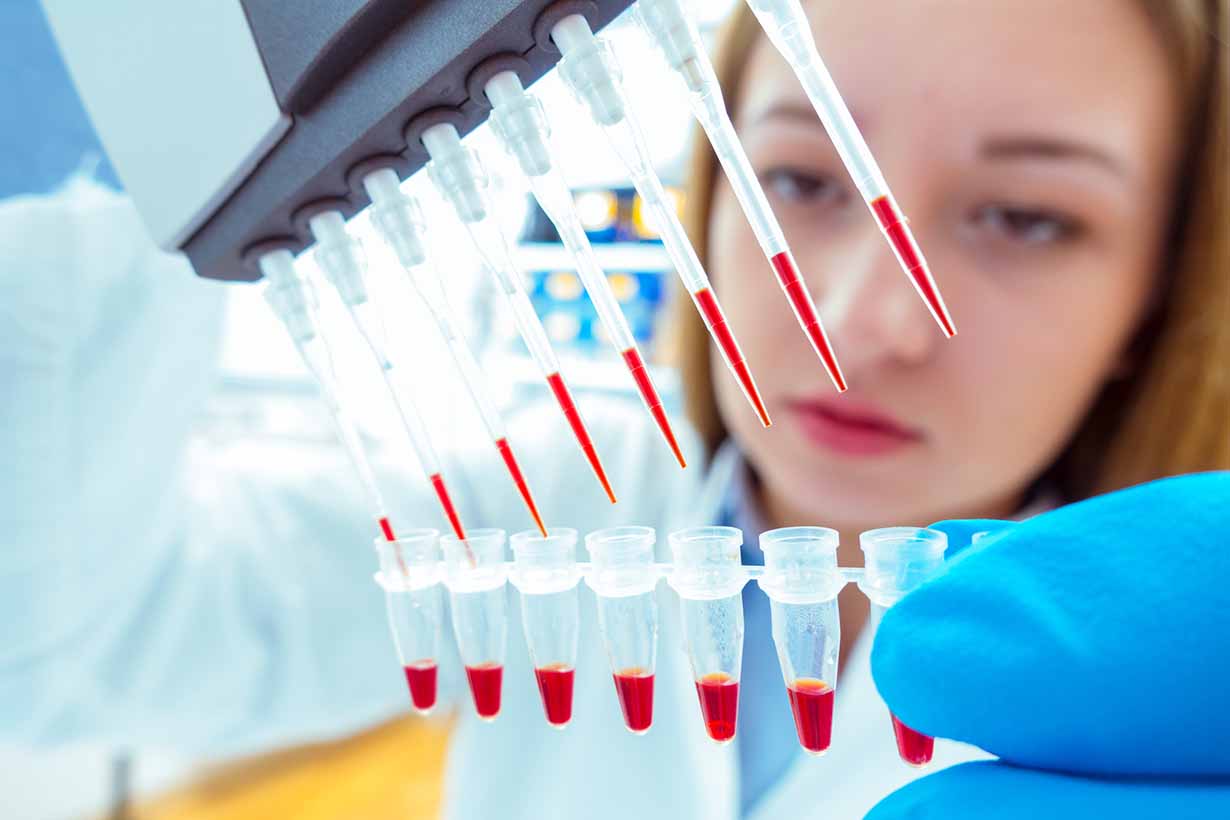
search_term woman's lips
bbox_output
[786,397,923,457]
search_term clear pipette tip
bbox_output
[621,348,686,468]
[495,437,548,537]
[545,372,617,503]
[868,196,956,338]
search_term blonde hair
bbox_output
[670,0,1230,499]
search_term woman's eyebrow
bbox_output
[980,136,1126,178]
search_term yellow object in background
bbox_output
[129,717,452,820]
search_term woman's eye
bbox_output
[761,167,847,207]
[971,204,1082,246]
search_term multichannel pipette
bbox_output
[635,0,847,393]
[743,0,956,338]
[362,168,548,537]
[484,70,687,467]
[307,211,469,541]
[551,14,772,428]
[259,249,399,543]
[421,123,617,503]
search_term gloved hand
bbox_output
[867,473,1230,818]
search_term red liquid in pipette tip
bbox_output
[465,662,504,721]
[534,663,576,728]
[868,196,956,338]
[788,678,835,755]
[428,473,466,541]
[545,371,617,504]
[891,714,935,766]
[695,672,740,744]
[768,252,847,393]
[621,348,686,468]
[378,516,396,542]
[692,288,771,428]
[403,660,438,713]
[613,668,655,734]
[495,437,547,537]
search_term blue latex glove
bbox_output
[867,474,1230,818]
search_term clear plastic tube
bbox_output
[742,0,956,338]
[552,14,772,427]
[585,526,661,734]
[422,123,616,503]
[859,526,948,766]
[443,528,510,721]
[374,529,445,714]
[510,528,582,728]
[634,0,846,392]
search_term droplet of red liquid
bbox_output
[621,348,686,468]
[403,660,438,713]
[787,678,835,755]
[768,252,847,393]
[691,288,771,427]
[891,713,935,766]
[465,663,504,721]
[545,371,616,503]
[613,668,655,735]
[378,516,396,542]
[534,663,576,728]
[694,672,740,744]
[495,437,547,537]
[428,472,466,541]
[868,196,956,338]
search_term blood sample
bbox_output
[534,663,576,728]
[869,197,955,338]
[465,662,504,721]
[613,668,655,734]
[692,288,771,428]
[622,348,686,468]
[495,437,546,537]
[695,672,740,743]
[378,516,396,543]
[545,372,616,503]
[787,678,835,755]
[769,252,846,392]
[891,714,935,766]
[403,660,438,713]
[429,473,466,542]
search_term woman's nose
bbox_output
[816,223,940,376]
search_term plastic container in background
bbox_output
[374,529,445,714]
[758,527,845,755]
[584,526,661,735]
[510,528,582,729]
[667,526,748,745]
[859,526,949,766]
[442,529,510,721]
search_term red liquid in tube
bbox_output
[378,516,396,542]
[621,348,686,468]
[495,437,547,537]
[403,660,438,713]
[545,371,616,503]
[768,251,846,392]
[695,672,740,743]
[891,714,935,766]
[692,288,771,427]
[534,663,576,727]
[613,668,655,734]
[787,678,835,755]
[465,663,504,720]
[428,473,466,541]
[868,196,956,338]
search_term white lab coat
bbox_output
[0,183,985,819]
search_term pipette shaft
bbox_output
[363,168,547,537]
[484,70,686,467]
[743,0,956,338]
[552,14,771,427]
[308,212,468,541]
[634,0,846,392]
[421,123,616,503]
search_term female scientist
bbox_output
[3,0,1228,817]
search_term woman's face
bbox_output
[709,0,1179,527]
